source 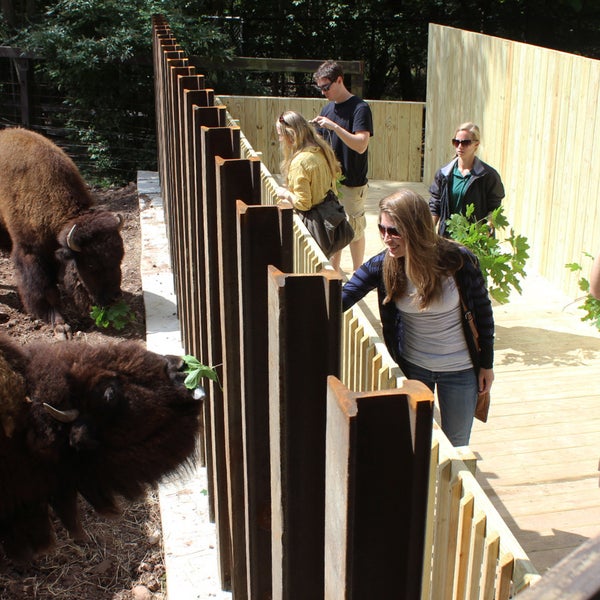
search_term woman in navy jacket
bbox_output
[429,122,505,238]
[342,189,494,446]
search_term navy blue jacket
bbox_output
[342,247,494,370]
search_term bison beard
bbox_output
[0,336,203,561]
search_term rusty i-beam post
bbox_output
[236,202,294,600]
[268,266,343,600]
[324,377,434,600]
[215,157,262,600]
[199,125,241,592]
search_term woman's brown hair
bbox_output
[379,189,463,308]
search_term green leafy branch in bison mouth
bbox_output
[182,355,220,395]
[90,300,136,331]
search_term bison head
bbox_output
[23,340,203,514]
[57,210,124,311]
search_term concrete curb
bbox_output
[137,171,231,600]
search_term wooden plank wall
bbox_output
[424,24,600,298]
[215,95,425,183]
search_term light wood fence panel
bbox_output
[424,24,600,298]
[217,95,425,182]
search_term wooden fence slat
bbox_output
[495,553,514,600]
[481,533,501,600]
[454,492,475,600]
[466,511,487,600]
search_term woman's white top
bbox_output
[395,275,472,371]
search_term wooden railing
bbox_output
[152,15,540,600]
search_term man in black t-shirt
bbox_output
[312,60,374,272]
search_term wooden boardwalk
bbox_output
[341,180,600,575]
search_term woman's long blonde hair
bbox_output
[380,190,463,309]
[277,110,341,184]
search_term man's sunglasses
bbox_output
[377,223,402,238]
[451,138,474,147]
[314,81,333,92]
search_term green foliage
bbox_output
[445,204,530,304]
[565,254,600,330]
[182,355,219,390]
[9,0,234,184]
[90,300,136,330]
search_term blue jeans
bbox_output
[399,358,478,446]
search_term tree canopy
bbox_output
[1,0,598,182]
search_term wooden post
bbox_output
[268,266,343,600]
[516,533,600,599]
[324,377,434,600]
[215,157,262,600]
[237,202,294,600]
[199,125,241,592]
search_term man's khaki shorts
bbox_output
[340,184,368,241]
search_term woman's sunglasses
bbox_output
[377,223,402,238]
[451,138,474,148]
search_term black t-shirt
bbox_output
[318,96,373,187]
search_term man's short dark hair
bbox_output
[313,60,344,83]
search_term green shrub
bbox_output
[445,204,530,304]
[565,254,600,330]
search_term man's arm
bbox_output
[312,115,370,154]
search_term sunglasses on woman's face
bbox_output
[451,138,474,148]
[377,223,402,238]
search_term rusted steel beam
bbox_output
[324,377,434,600]
[268,266,343,600]
[237,201,294,600]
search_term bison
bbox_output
[0,335,204,560]
[0,127,125,335]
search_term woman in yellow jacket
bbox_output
[276,110,353,258]
[275,110,341,210]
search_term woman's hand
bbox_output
[275,186,294,208]
[478,368,494,394]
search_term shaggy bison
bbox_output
[0,335,203,560]
[0,127,124,335]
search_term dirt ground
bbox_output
[0,184,167,600]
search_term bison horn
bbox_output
[116,213,124,230]
[66,224,81,252]
[43,402,80,423]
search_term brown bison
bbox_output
[0,335,204,560]
[0,127,124,335]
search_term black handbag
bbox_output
[297,190,354,258]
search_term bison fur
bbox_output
[0,127,124,335]
[0,335,203,560]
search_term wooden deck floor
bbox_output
[341,180,600,575]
